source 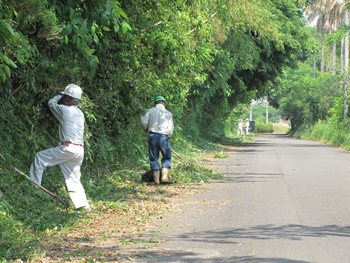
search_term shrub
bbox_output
[255,118,274,133]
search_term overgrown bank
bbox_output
[288,95,350,150]
[1,0,310,261]
[291,121,350,151]
[0,121,248,262]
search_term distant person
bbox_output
[237,119,243,135]
[141,96,174,185]
[30,84,91,212]
[245,119,250,135]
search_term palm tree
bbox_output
[305,1,328,72]
[305,0,345,72]
[305,0,349,122]
[325,1,345,75]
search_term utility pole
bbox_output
[344,9,349,124]
[265,96,269,125]
[249,103,253,121]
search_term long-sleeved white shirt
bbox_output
[48,95,85,145]
[141,104,174,137]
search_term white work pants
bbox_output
[30,144,89,210]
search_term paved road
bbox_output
[136,134,350,262]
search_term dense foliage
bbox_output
[0,0,310,176]
[1,0,310,261]
[271,62,340,130]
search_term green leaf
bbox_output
[0,20,14,36]
[101,14,110,27]
[93,34,99,44]
[1,55,17,68]
[69,8,76,20]
[93,55,99,63]
[83,47,95,56]
[90,63,97,76]
[91,23,96,34]
[4,65,10,77]
[0,69,6,82]
[63,24,72,35]
[122,22,132,34]
[115,7,127,18]
[57,6,62,16]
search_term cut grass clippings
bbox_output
[33,184,206,263]
[6,147,227,263]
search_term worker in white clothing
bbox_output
[237,119,243,135]
[30,84,91,212]
[245,118,250,135]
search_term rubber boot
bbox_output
[153,170,160,185]
[161,168,172,184]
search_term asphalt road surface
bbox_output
[136,134,350,263]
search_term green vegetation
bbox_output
[0,0,321,261]
[291,97,350,150]
[269,2,350,148]
[255,119,274,133]
[273,123,291,134]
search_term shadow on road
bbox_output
[211,173,280,183]
[133,224,350,262]
[136,252,311,263]
[170,224,350,241]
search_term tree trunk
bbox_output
[341,38,344,73]
[344,10,349,124]
[249,103,253,121]
[265,96,269,125]
[321,31,325,73]
[312,55,316,78]
[330,43,336,76]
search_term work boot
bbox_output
[161,168,172,184]
[153,170,160,185]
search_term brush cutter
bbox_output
[12,166,69,214]
[171,149,184,160]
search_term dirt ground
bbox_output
[28,147,235,263]
[32,182,209,263]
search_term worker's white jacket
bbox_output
[141,104,174,137]
[48,95,84,145]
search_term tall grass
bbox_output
[272,123,290,134]
[292,120,350,150]
[254,117,274,133]
[0,129,226,262]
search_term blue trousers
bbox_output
[148,133,172,171]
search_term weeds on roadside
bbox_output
[273,123,290,134]
[214,151,229,158]
[292,120,350,151]
[0,150,225,262]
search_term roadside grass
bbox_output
[4,120,344,262]
[1,142,228,263]
[214,151,229,158]
[291,120,350,151]
[292,121,350,150]
[273,123,290,134]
